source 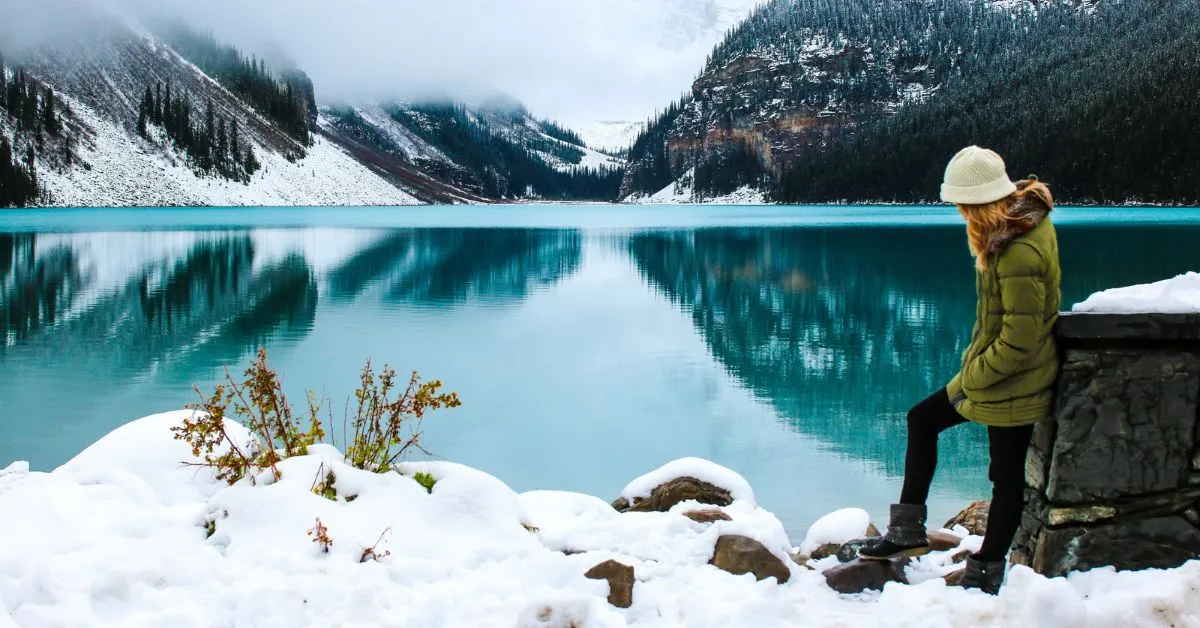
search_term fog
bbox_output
[38,0,755,127]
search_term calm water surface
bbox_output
[3,204,1200,538]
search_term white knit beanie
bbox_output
[940,146,1017,205]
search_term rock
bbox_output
[823,559,908,594]
[866,523,881,537]
[1046,349,1200,504]
[950,548,972,564]
[834,538,876,563]
[943,568,966,586]
[944,501,990,536]
[710,535,791,584]
[617,477,734,513]
[1034,515,1200,578]
[927,530,963,552]
[1047,505,1117,526]
[584,559,635,608]
[810,543,841,560]
[788,550,815,570]
[683,509,732,524]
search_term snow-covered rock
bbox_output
[1072,272,1200,314]
[619,457,755,506]
[799,507,873,555]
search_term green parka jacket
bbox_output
[946,181,1061,427]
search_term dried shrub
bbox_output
[360,528,392,563]
[312,463,338,501]
[172,348,459,485]
[308,518,333,553]
[343,361,461,473]
[173,347,325,485]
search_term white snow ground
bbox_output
[37,92,419,208]
[627,168,768,205]
[3,412,1200,627]
[1073,272,1200,314]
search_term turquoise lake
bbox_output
[3,204,1200,538]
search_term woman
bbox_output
[858,146,1061,595]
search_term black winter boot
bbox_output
[857,504,931,561]
[958,556,1006,594]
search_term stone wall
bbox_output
[1011,313,1200,577]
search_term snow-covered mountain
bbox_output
[0,2,419,208]
[320,99,624,202]
[0,0,628,208]
[573,121,646,155]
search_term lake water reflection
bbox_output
[3,206,1199,538]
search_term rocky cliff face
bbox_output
[619,0,1092,201]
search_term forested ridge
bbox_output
[623,0,1200,205]
[0,52,62,208]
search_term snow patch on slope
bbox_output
[36,92,418,207]
[573,121,645,153]
[626,168,767,205]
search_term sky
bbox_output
[99,0,763,128]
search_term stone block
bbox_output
[1026,448,1047,491]
[1046,350,1200,504]
[1046,505,1117,526]
[1033,515,1200,578]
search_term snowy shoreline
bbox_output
[3,411,1199,627]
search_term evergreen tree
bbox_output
[5,69,21,121]
[42,88,59,136]
[154,82,163,125]
[0,50,7,112]
[0,135,11,206]
[230,118,240,159]
[244,143,259,173]
[137,102,148,137]
[18,73,37,132]
[203,99,215,170]
[217,116,228,170]
[164,81,174,133]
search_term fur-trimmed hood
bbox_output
[988,178,1054,254]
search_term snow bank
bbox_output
[619,457,756,506]
[799,507,873,554]
[1072,272,1200,314]
[3,414,1200,626]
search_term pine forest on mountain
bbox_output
[623,0,1200,205]
[0,51,62,208]
[136,81,261,184]
[160,24,315,150]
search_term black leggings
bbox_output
[899,387,1035,562]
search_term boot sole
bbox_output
[856,546,932,561]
